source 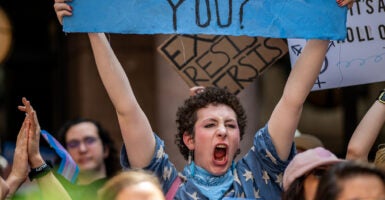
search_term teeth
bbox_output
[216,144,226,148]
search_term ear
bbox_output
[183,132,195,150]
[103,146,110,159]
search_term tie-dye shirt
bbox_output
[120,123,295,200]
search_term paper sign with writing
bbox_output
[63,0,347,40]
[158,35,288,94]
[288,1,385,91]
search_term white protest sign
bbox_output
[288,1,385,91]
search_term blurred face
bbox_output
[184,104,240,176]
[65,122,108,173]
[337,174,385,200]
[115,182,165,200]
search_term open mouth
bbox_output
[214,144,227,162]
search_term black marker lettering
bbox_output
[214,0,232,28]
[196,0,211,27]
[239,0,250,29]
[166,0,186,31]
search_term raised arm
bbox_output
[18,97,71,200]
[88,33,155,168]
[268,40,330,160]
[53,0,155,168]
[346,93,385,161]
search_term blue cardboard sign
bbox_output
[63,0,348,40]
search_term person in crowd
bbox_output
[98,169,165,200]
[315,160,385,200]
[1,97,72,200]
[282,88,385,200]
[0,115,30,200]
[56,9,329,200]
[54,1,353,199]
[19,106,120,199]
[282,147,343,200]
[346,89,385,161]
[55,117,120,196]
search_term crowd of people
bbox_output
[2,0,385,199]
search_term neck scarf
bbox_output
[184,161,234,200]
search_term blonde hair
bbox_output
[98,169,163,200]
[374,144,385,170]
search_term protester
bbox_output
[282,88,385,200]
[346,89,385,161]
[98,169,165,200]
[315,160,385,200]
[2,97,72,200]
[55,6,330,200]
[54,0,358,199]
[19,109,120,199]
[56,118,120,182]
[282,147,343,200]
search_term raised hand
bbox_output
[337,0,355,9]
[18,97,44,168]
[5,116,30,197]
[189,86,205,97]
[53,0,73,25]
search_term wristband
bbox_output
[378,89,385,104]
[28,162,52,181]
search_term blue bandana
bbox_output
[184,161,234,200]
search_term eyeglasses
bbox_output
[66,136,99,149]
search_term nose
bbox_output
[216,125,227,138]
[78,142,88,152]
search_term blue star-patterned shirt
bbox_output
[120,123,295,200]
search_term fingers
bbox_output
[53,0,73,25]
[29,110,40,134]
[22,97,33,114]
[15,119,29,157]
[19,98,41,135]
[337,0,355,8]
[189,86,205,96]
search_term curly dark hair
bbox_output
[57,118,120,178]
[175,87,247,160]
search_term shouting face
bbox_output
[184,104,240,176]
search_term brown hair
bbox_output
[98,169,163,200]
[314,161,385,200]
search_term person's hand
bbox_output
[53,0,73,25]
[0,176,9,200]
[18,98,44,168]
[7,117,29,188]
[189,86,205,97]
[337,0,354,9]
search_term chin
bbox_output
[79,164,97,171]
[210,166,230,176]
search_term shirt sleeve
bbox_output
[119,133,180,193]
